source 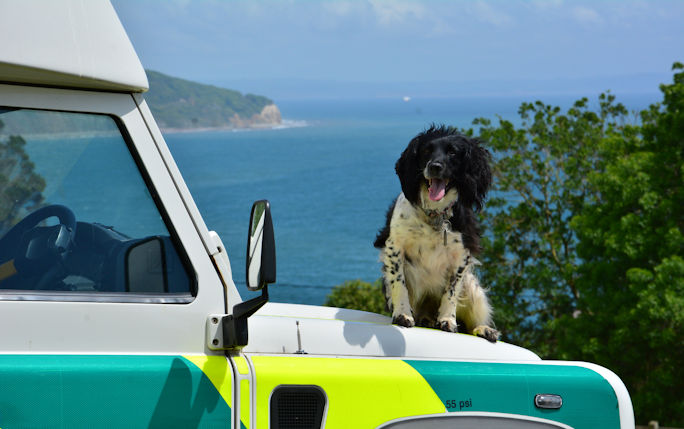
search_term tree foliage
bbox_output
[471,63,683,425]
[468,93,631,356]
[0,119,45,233]
[563,62,684,425]
[325,278,390,316]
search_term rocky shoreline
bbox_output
[158,104,283,134]
[160,104,289,134]
[227,104,282,129]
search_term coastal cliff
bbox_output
[144,70,282,132]
[228,103,282,129]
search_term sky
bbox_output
[110,0,684,99]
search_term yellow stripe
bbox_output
[240,379,250,428]
[233,356,250,375]
[251,356,445,428]
[183,355,233,408]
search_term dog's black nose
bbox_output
[427,161,444,176]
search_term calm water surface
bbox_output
[165,95,657,305]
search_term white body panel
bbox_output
[0,0,148,92]
[246,303,540,361]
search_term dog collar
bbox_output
[420,204,455,246]
[421,202,456,244]
[421,202,455,220]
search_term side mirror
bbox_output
[220,200,277,350]
[246,200,276,291]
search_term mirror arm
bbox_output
[233,286,269,320]
[222,286,269,349]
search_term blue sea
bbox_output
[165,94,658,305]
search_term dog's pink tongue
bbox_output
[429,179,446,201]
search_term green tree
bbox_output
[563,63,684,425]
[325,279,390,316]
[468,92,630,356]
[0,118,45,233]
[471,63,683,425]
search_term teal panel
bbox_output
[406,360,620,429]
[0,355,231,428]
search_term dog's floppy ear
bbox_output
[395,137,422,204]
[456,137,492,211]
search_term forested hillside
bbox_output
[145,70,281,131]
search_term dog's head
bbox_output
[395,125,492,212]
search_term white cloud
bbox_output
[572,6,604,25]
[530,0,564,10]
[368,0,427,27]
[469,1,514,27]
[322,2,358,18]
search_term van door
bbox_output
[0,84,235,427]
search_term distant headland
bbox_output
[145,70,282,132]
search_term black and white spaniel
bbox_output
[374,125,499,342]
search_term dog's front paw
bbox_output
[393,313,415,328]
[437,318,458,333]
[473,325,500,343]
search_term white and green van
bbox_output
[0,1,634,428]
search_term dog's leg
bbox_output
[459,271,500,343]
[381,238,414,328]
[436,284,461,332]
[436,255,470,333]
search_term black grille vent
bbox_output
[270,386,326,429]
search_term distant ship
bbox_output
[403,96,411,102]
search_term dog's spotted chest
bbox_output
[388,194,468,298]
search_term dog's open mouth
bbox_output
[428,178,448,201]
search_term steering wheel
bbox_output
[0,204,77,289]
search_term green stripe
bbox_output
[405,360,620,429]
[0,355,231,428]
